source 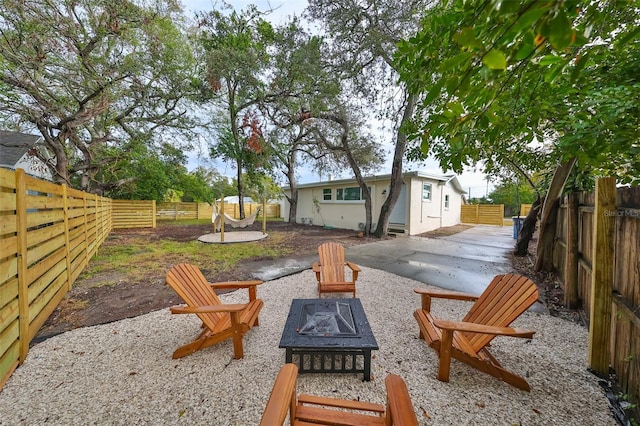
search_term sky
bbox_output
[181,0,495,197]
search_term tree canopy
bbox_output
[0,0,197,191]
[396,0,639,186]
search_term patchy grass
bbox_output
[80,231,293,287]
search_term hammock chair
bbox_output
[212,203,260,232]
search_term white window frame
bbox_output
[422,183,432,201]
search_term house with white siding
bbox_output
[0,130,52,181]
[282,171,466,235]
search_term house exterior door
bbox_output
[389,185,407,225]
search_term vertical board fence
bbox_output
[460,204,505,226]
[552,184,640,405]
[0,168,112,389]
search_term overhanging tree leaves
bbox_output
[396,0,640,270]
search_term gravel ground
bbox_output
[0,267,615,425]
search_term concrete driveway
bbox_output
[346,225,515,295]
[255,225,517,296]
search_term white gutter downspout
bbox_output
[440,176,456,228]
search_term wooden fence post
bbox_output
[152,200,157,228]
[262,198,267,234]
[220,197,225,242]
[15,169,28,363]
[588,177,616,375]
[62,185,72,292]
[82,192,88,270]
[564,193,579,308]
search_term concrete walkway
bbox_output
[253,225,518,296]
[347,225,514,295]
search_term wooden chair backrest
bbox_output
[166,263,224,331]
[318,242,346,282]
[260,364,419,426]
[385,374,420,426]
[260,364,298,426]
[463,273,539,352]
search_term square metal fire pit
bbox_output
[279,298,378,381]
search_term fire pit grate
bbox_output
[298,301,357,336]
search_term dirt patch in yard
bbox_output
[34,221,379,342]
[34,221,582,343]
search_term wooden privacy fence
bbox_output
[112,200,156,228]
[460,204,505,226]
[220,202,280,219]
[520,204,532,216]
[156,202,213,221]
[0,168,111,389]
[156,201,281,221]
[111,201,281,229]
[552,181,640,405]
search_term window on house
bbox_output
[322,188,332,201]
[422,183,432,201]
[336,186,368,201]
[444,194,450,210]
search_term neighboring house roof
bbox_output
[0,130,41,167]
[284,171,467,194]
[216,196,255,204]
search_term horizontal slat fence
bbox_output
[553,184,640,409]
[155,202,281,221]
[520,204,532,216]
[156,202,211,220]
[0,168,111,389]
[220,202,280,219]
[460,204,505,226]
[112,200,156,229]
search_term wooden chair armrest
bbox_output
[208,280,263,289]
[298,394,385,414]
[385,374,419,426]
[170,304,248,314]
[260,364,298,426]
[345,261,361,272]
[433,319,535,338]
[413,287,478,301]
[312,262,320,272]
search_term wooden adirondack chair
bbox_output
[312,242,361,298]
[260,364,419,426]
[165,263,263,360]
[413,273,539,391]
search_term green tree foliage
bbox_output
[100,142,187,201]
[396,0,640,185]
[195,5,275,218]
[488,181,538,217]
[242,172,282,202]
[307,0,434,237]
[0,0,197,191]
[395,0,639,270]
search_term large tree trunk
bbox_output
[373,92,416,238]
[513,196,541,256]
[236,160,245,219]
[534,157,577,271]
[286,161,298,224]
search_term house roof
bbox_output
[286,170,467,194]
[0,130,42,167]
